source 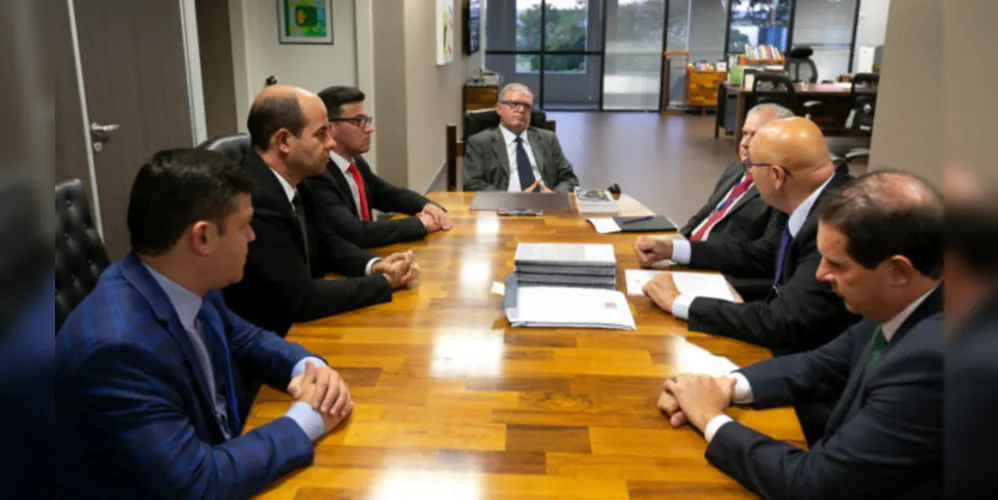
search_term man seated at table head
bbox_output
[641,117,860,354]
[56,149,353,498]
[302,85,452,249]
[462,82,580,193]
[223,85,420,338]
[658,170,945,499]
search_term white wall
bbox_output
[852,0,891,71]
[229,0,358,130]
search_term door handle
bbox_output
[91,122,120,134]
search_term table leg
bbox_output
[715,84,726,139]
[735,91,746,154]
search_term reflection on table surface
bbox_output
[249,192,804,499]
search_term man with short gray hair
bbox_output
[462,83,579,193]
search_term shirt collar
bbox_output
[142,263,203,332]
[499,124,526,146]
[268,167,297,205]
[329,151,353,174]
[882,286,938,341]
[788,172,835,237]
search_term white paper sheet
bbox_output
[625,270,736,302]
[587,217,622,234]
[668,335,741,376]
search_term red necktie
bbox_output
[690,173,753,241]
[347,162,370,221]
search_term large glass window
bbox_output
[792,0,858,80]
[603,0,667,110]
[727,0,792,55]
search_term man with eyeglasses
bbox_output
[303,86,452,249]
[462,83,579,193]
[641,117,860,445]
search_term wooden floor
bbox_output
[549,112,869,223]
[249,193,804,499]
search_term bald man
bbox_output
[641,117,859,355]
[223,85,420,339]
[658,171,945,499]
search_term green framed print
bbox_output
[278,0,333,45]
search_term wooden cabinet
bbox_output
[685,70,728,112]
[463,84,498,111]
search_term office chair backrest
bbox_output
[56,178,111,332]
[463,108,550,140]
[849,73,879,131]
[785,46,818,84]
[752,73,801,114]
[199,133,252,164]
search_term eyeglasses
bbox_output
[329,115,374,128]
[500,100,532,112]
[742,161,791,177]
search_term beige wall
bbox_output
[943,1,996,184]
[228,0,358,130]
[367,0,483,192]
[868,0,942,184]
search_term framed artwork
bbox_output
[436,0,455,65]
[278,0,333,45]
[464,0,481,55]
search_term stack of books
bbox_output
[505,243,634,330]
[513,243,617,290]
[574,188,619,214]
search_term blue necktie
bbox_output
[514,136,536,191]
[197,305,241,437]
[772,226,793,285]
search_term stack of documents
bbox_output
[575,188,619,214]
[503,275,636,330]
[514,243,618,290]
[624,270,736,302]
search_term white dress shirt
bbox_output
[702,286,939,442]
[670,172,837,320]
[498,124,543,192]
[269,168,380,276]
[328,151,366,219]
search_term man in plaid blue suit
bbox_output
[56,148,353,498]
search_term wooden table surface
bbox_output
[249,192,804,499]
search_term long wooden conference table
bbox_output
[248,192,804,499]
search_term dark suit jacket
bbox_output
[462,126,580,193]
[945,292,998,499]
[57,255,318,498]
[706,286,944,500]
[687,172,861,354]
[680,160,774,243]
[223,153,391,337]
[303,155,433,249]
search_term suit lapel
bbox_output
[824,286,944,433]
[119,254,220,430]
[324,161,358,218]
[492,128,511,179]
[527,128,546,180]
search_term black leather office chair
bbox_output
[55,178,111,332]
[844,73,879,163]
[751,73,801,114]
[198,133,252,163]
[462,108,551,140]
[785,46,818,84]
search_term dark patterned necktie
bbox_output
[291,193,310,270]
[514,136,536,191]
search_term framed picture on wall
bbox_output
[278,0,334,45]
[436,0,455,65]
[464,0,481,55]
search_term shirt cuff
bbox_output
[285,401,325,442]
[730,372,754,404]
[365,257,382,277]
[704,414,734,442]
[671,294,695,320]
[671,240,692,265]
[291,356,327,379]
